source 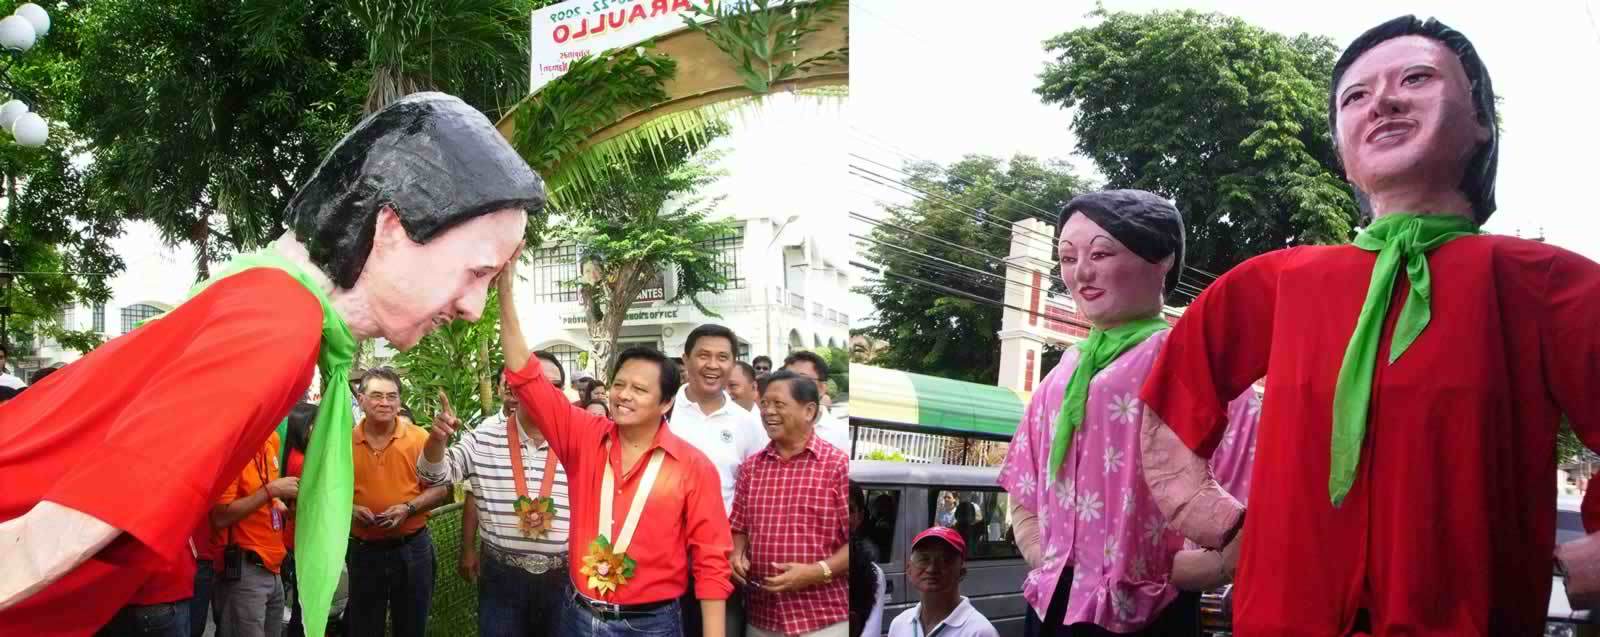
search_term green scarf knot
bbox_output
[1330,213,1478,506]
[189,248,356,637]
[1049,315,1170,480]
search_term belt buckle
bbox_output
[527,554,551,575]
[588,597,623,618]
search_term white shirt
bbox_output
[0,372,24,390]
[862,564,886,637]
[814,405,850,455]
[887,597,998,637]
[417,411,571,555]
[670,385,766,513]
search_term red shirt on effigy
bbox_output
[1141,236,1600,636]
[0,268,322,636]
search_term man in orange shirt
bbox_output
[346,367,449,637]
[211,431,299,637]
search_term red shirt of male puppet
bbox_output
[0,268,324,636]
[1138,18,1600,637]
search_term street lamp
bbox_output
[0,3,49,148]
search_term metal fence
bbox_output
[423,502,477,637]
[850,427,1008,467]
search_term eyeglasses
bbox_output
[364,392,400,404]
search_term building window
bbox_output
[531,243,580,303]
[93,304,106,333]
[121,304,162,334]
[702,226,746,290]
[58,304,73,329]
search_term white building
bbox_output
[19,222,194,373]
[514,210,853,378]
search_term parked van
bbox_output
[853,460,1029,637]
[853,459,1596,637]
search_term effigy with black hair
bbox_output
[0,92,542,637]
[1138,16,1600,636]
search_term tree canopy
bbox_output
[857,154,1091,383]
[1036,7,1359,281]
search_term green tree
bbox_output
[1036,7,1359,284]
[391,285,504,434]
[858,154,1092,382]
[813,345,849,398]
[558,128,739,377]
[0,5,124,354]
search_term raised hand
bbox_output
[430,389,459,445]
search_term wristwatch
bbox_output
[404,502,417,516]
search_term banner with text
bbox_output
[529,0,713,93]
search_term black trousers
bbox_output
[1036,568,1201,637]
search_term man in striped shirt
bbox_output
[418,356,572,637]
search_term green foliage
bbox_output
[682,0,848,95]
[510,46,682,216]
[69,0,370,279]
[556,128,739,375]
[1036,7,1359,287]
[813,345,849,396]
[858,155,1092,382]
[0,6,123,353]
[865,449,906,462]
[392,286,504,438]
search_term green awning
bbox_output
[851,364,1029,441]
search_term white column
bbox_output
[997,218,1056,392]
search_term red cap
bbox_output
[912,526,967,556]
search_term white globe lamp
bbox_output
[0,15,34,52]
[14,4,47,38]
[11,112,46,147]
[0,99,26,128]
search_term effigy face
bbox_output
[285,92,545,350]
[1333,35,1490,207]
[1057,212,1170,329]
[355,206,525,350]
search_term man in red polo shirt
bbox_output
[431,259,732,637]
[1137,15,1600,636]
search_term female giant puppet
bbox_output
[1139,16,1600,636]
[0,92,543,636]
[997,189,1261,636]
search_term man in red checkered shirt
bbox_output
[731,369,850,637]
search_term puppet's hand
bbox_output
[1557,531,1600,609]
[0,502,120,611]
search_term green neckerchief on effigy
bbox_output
[187,247,356,637]
[1049,315,1170,480]
[1329,213,1479,506]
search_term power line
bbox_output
[852,260,1097,334]
[851,210,1210,300]
[849,164,1058,254]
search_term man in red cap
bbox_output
[886,527,998,637]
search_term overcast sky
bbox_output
[848,0,1600,322]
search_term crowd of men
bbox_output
[155,321,850,637]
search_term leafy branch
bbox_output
[681,0,847,95]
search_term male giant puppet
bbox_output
[0,92,543,636]
[997,189,1261,636]
[1138,16,1600,636]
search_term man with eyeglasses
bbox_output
[887,527,998,637]
[346,367,449,637]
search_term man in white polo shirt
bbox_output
[888,527,999,637]
[671,323,766,637]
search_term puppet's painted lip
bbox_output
[1366,119,1416,144]
[1078,287,1105,301]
